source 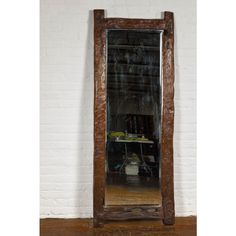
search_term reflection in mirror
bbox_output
[105,30,162,206]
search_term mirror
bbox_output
[93,10,175,226]
[105,30,162,206]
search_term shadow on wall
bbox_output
[173,22,184,215]
[76,10,94,217]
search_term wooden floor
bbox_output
[40,217,196,236]
[106,185,162,205]
[106,174,161,205]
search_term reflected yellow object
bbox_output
[109,131,125,137]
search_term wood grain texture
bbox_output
[94,9,106,227]
[40,217,196,236]
[161,11,175,225]
[104,18,166,29]
[94,9,175,226]
[104,205,163,221]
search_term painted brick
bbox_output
[41,0,196,218]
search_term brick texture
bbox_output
[40,0,196,218]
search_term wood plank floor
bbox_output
[106,174,162,205]
[40,217,196,236]
[105,185,162,205]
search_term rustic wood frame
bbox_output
[93,9,175,226]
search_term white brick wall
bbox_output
[40,0,196,218]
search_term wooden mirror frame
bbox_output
[93,9,175,226]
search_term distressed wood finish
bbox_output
[104,205,163,221]
[104,18,166,29]
[94,10,106,227]
[94,9,175,226]
[161,12,175,225]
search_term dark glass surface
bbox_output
[105,30,162,206]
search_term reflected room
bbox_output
[105,30,163,206]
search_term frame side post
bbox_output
[93,9,106,227]
[161,11,175,225]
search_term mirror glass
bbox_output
[105,30,162,206]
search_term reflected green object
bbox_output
[127,153,141,164]
[108,131,150,141]
[109,131,125,137]
[108,131,125,139]
[136,137,149,141]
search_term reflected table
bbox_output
[110,139,155,176]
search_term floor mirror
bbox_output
[93,9,175,226]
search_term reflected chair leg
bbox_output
[119,143,128,174]
[140,143,153,176]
